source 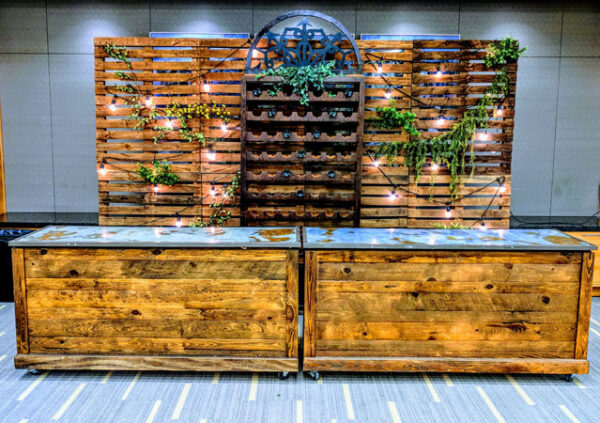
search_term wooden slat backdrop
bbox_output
[95,37,515,228]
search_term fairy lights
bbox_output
[445,206,452,219]
[207,149,216,161]
[384,89,391,99]
[108,97,116,111]
[98,163,107,176]
[435,66,442,78]
[377,61,383,73]
[153,183,159,193]
[388,190,398,201]
[145,96,153,108]
[175,214,183,227]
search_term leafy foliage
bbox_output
[189,172,241,227]
[432,222,468,229]
[256,61,338,106]
[104,44,131,68]
[484,37,527,67]
[375,37,526,200]
[135,160,179,186]
[375,103,420,136]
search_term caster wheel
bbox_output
[563,374,573,382]
[278,372,290,380]
[27,369,40,375]
[308,371,320,381]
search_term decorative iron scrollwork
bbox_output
[246,10,362,73]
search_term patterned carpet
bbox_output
[1,300,600,423]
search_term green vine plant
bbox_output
[375,37,526,200]
[189,172,241,227]
[256,61,338,106]
[135,160,179,186]
[103,43,238,227]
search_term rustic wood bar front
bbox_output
[11,226,300,373]
[303,228,596,378]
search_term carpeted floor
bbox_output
[1,300,600,423]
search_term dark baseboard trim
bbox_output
[510,215,599,231]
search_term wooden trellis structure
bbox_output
[95,37,515,228]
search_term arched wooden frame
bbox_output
[245,10,363,74]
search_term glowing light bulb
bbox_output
[437,117,445,126]
[431,162,439,172]
[210,226,216,234]
[203,80,210,92]
[210,184,217,197]
[108,102,116,112]
[252,49,258,59]
[154,227,161,237]
[373,159,380,168]
[165,119,173,129]
[207,149,216,161]
[175,214,183,227]
[384,89,391,99]
[388,190,398,201]
[153,184,159,193]
[145,96,153,107]
[98,163,107,176]
[221,123,227,132]
[480,221,487,231]
[377,62,383,73]
[479,131,489,141]
[435,66,442,78]
[499,183,506,193]
[445,206,452,219]
[496,108,503,117]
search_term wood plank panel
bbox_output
[17,247,299,368]
[304,249,587,373]
[95,37,514,227]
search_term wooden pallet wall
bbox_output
[95,37,515,228]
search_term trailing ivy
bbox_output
[256,61,338,106]
[189,172,241,227]
[375,37,526,200]
[135,160,179,186]
[104,44,131,68]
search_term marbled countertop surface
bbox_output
[303,228,597,251]
[9,226,301,248]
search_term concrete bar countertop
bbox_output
[9,226,301,249]
[303,227,597,251]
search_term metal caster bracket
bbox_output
[277,371,290,380]
[563,374,573,382]
[26,368,40,375]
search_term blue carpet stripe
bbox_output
[1,300,599,422]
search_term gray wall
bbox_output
[0,1,598,216]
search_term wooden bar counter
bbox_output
[303,228,596,376]
[11,226,300,373]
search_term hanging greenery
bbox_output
[103,43,238,227]
[374,37,525,199]
[375,101,420,135]
[189,172,241,227]
[135,160,179,186]
[256,61,338,106]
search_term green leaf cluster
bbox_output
[189,172,241,227]
[104,43,131,68]
[256,61,338,106]
[483,37,527,68]
[375,103,420,136]
[135,160,179,186]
